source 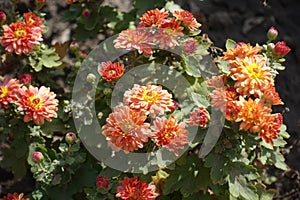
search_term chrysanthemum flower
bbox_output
[262,86,283,106]
[1,192,29,200]
[273,41,291,57]
[151,116,188,156]
[172,10,201,31]
[0,21,43,55]
[139,8,169,27]
[222,43,262,60]
[0,78,20,108]
[124,84,174,117]
[186,107,210,128]
[229,55,273,96]
[236,97,271,133]
[116,176,159,200]
[153,19,183,49]
[23,12,44,29]
[206,75,227,88]
[209,86,238,112]
[101,105,151,153]
[96,176,110,189]
[113,29,153,56]
[16,85,58,125]
[182,39,198,55]
[259,113,283,144]
[99,61,125,82]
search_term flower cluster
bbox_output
[113,8,201,56]
[0,12,44,55]
[1,193,29,200]
[0,76,58,125]
[209,32,290,144]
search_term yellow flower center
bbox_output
[246,63,263,79]
[0,86,8,98]
[108,70,116,75]
[14,28,27,39]
[142,89,159,103]
[29,96,43,109]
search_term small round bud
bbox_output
[19,73,32,85]
[267,43,275,51]
[97,112,103,119]
[78,50,88,59]
[32,151,44,163]
[96,176,109,189]
[82,9,91,17]
[103,88,112,96]
[65,132,77,144]
[70,41,79,52]
[74,61,81,69]
[86,73,96,83]
[267,26,278,41]
[0,11,6,24]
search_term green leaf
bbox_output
[225,39,236,51]
[271,151,287,170]
[205,153,226,184]
[184,56,202,77]
[228,174,258,200]
[134,0,167,16]
[191,92,210,108]
[61,4,82,22]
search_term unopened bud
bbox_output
[32,151,44,163]
[70,41,79,52]
[82,9,91,17]
[65,132,77,144]
[19,73,32,85]
[273,41,291,57]
[103,88,112,96]
[0,11,6,24]
[267,26,278,41]
[86,73,96,83]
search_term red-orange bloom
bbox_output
[99,61,125,82]
[262,86,284,106]
[101,105,151,153]
[151,116,188,156]
[0,21,43,55]
[16,86,58,125]
[0,78,20,108]
[259,113,283,144]
[186,107,210,128]
[229,55,273,97]
[222,43,262,60]
[139,8,169,27]
[1,192,29,200]
[172,10,201,31]
[23,12,43,30]
[236,97,271,133]
[124,84,174,117]
[113,29,153,56]
[116,176,158,200]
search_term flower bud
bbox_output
[267,26,278,41]
[103,88,112,96]
[69,41,79,52]
[78,50,88,59]
[82,9,91,17]
[35,0,46,8]
[96,176,109,189]
[273,41,291,57]
[65,132,77,144]
[19,73,32,85]
[32,151,44,163]
[267,43,275,51]
[0,11,6,24]
[86,73,96,83]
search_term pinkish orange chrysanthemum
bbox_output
[229,55,273,96]
[124,84,174,117]
[186,107,210,128]
[0,78,20,108]
[116,176,159,200]
[236,97,271,133]
[222,43,263,60]
[206,75,227,88]
[1,192,29,200]
[113,29,153,56]
[262,86,284,106]
[99,61,125,82]
[0,21,43,55]
[182,39,198,55]
[151,115,188,156]
[172,10,201,31]
[101,105,151,153]
[23,12,44,30]
[16,85,58,125]
[139,8,169,27]
[259,113,283,144]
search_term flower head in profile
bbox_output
[222,43,262,60]
[273,41,291,57]
[124,84,174,117]
[151,116,188,156]
[229,55,273,96]
[101,105,151,153]
[113,29,153,56]
[172,10,201,31]
[16,86,58,125]
[0,21,43,55]
[186,107,210,128]
[96,176,110,189]
[116,176,158,200]
[262,86,283,106]
[98,61,125,82]
[0,78,20,108]
[139,8,169,27]
[259,113,283,144]
[1,193,29,200]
